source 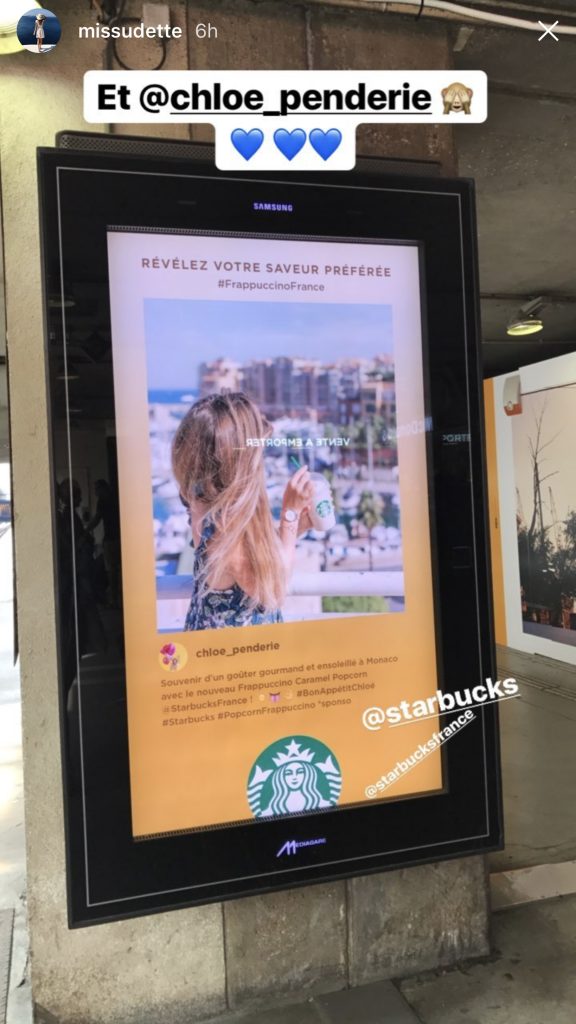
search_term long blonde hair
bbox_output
[172,392,286,611]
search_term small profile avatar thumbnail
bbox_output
[17,9,61,54]
[159,641,188,672]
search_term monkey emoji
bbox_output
[442,83,473,115]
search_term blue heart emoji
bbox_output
[273,128,306,161]
[309,129,342,161]
[231,129,264,161]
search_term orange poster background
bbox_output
[108,231,443,838]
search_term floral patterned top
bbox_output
[184,516,283,631]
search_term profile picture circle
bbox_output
[17,9,61,54]
[158,642,188,672]
[247,735,342,819]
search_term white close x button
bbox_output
[538,20,559,41]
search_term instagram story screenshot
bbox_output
[0,2,575,1024]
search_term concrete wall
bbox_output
[1,2,486,1022]
[187,0,457,170]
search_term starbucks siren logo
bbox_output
[247,736,342,819]
[317,500,331,518]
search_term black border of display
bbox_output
[37,147,502,927]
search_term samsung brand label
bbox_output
[254,202,293,212]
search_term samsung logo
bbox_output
[254,203,293,212]
[277,838,327,857]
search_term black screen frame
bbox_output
[38,146,502,927]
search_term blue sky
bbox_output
[144,299,393,390]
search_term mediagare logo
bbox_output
[277,837,327,857]
[253,203,293,212]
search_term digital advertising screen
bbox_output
[107,230,441,838]
[39,148,501,925]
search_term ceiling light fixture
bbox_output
[506,297,546,337]
[0,0,41,55]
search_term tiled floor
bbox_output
[401,894,576,1024]
[201,893,576,1024]
[203,982,420,1024]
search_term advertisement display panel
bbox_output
[107,230,441,837]
[39,146,502,925]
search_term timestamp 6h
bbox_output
[195,23,217,38]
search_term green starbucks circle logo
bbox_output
[317,500,331,518]
[247,736,342,819]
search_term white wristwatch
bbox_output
[283,508,299,523]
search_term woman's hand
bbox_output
[297,508,313,535]
[282,466,314,515]
[279,467,313,578]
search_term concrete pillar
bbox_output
[187,0,309,144]
[348,858,490,986]
[1,2,486,1022]
[112,0,190,138]
[0,5,225,1024]
[223,883,347,1012]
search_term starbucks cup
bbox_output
[308,472,336,531]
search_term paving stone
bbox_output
[202,1002,323,1024]
[317,980,421,1023]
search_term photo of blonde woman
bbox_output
[172,392,314,630]
[147,296,404,632]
